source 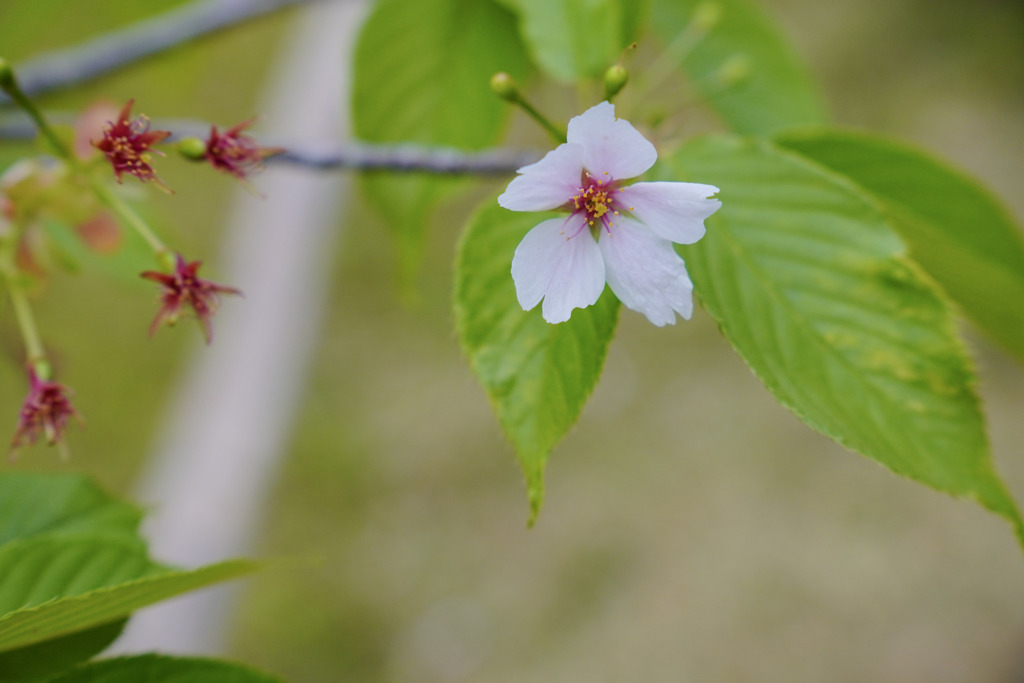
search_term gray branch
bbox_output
[0,0,325,106]
[0,0,537,175]
[270,141,536,174]
[0,113,536,175]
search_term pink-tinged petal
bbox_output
[567,101,656,181]
[498,143,585,212]
[511,215,605,323]
[599,217,694,326]
[618,181,721,244]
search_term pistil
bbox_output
[571,171,621,231]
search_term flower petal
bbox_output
[511,215,606,323]
[618,181,721,244]
[599,217,694,326]
[567,101,657,181]
[498,143,584,212]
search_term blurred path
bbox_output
[112,0,365,655]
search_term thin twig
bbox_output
[0,113,538,175]
[0,0,325,107]
[269,142,538,174]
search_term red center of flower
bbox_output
[205,121,270,179]
[105,128,150,176]
[140,254,242,344]
[92,100,171,190]
[571,171,622,233]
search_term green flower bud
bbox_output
[156,249,178,273]
[693,2,722,32]
[30,358,52,383]
[0,58,16,91]
[490,72,519,102]
[603,65,629,100]
[716,55,751,87]
[177,137,208,161]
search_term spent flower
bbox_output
[92,99,171,190]
[11,366,82,457]
[204,119,280,179]
[498,101,720,325]
[141,253,241,343]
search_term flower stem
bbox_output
[0,260,50,380]
[2,58,173,266]
[0,58,74,163]
[491,72,566,144]
[515,96,567,145]
[0,62,52,377]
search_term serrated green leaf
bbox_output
[455,199,620,521]
[0,473,257,659]
[0,473,141,547]
[669,135,1024,545]
[0,536,158,617]
[501,0,639,83]
[0,559,257,652]
[0,619,126,682]
[775,129,1024,362]
[352,0,530,274]
[48,654,283,683]
[650,0,826,135]
[0,475,147,677]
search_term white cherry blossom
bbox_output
[498,101,720,325]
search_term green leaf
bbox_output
[0,536,158,617]
[775,129,1024,362]
[0,473,141,547]
[0,473,257,662]
[0,475,146,678]
[669,135,1024,545]
[650,0,826,135]
[352,0,530,274]
[500,0,641,83]
[48,654,283,683]
[0,559,257,652]
[0,620,126,682]
[454,199,620,521]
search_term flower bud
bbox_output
[76,211,121,254]
[156,249,178,273]
[490,72,519,102]
[0,195,13,221]
[716,55,751,87]
[29,358,52,382]
[177,137,207,161]
[693,2,722,32]
[0,58,15,91]
[603,65,629,100]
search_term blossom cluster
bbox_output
[92,101,277,189]
[1,97,277,456]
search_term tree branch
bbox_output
[0,0,538,175]
[0,113,537,175]
[269,141,537,174]
[0,0,325,107]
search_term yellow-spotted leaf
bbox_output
[670,135,1024,546]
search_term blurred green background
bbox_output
[1,0,1023,681]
